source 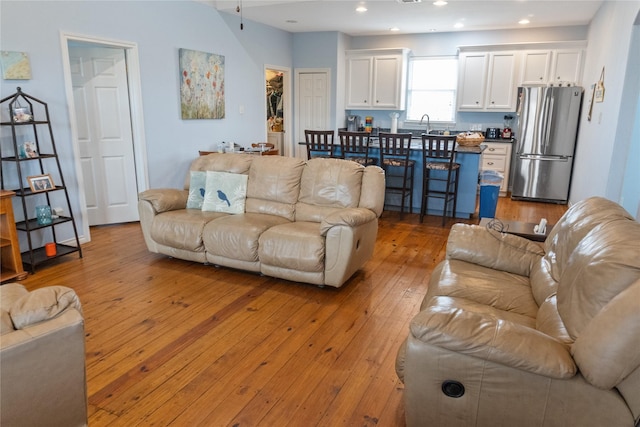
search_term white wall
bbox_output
[571,1,640,211]
[0,1,293,242]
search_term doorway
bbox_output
[60,33,148,242]
[295,68,331,159]
[264,65,291,157]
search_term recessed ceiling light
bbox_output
[454,22,464,29]
[356,6,367,13]
[433,1,447,6]
[390,27,400,32]
[519,19,530,25]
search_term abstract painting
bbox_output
[179,48,225,119]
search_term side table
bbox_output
[478,217,552,242]
[1,190,27,283]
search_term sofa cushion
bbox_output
[151,209,226,251]
[202,171,248,214]
[9,286,82,330]
[184,153,253,190]
[245,156,305,221]
[258,222,325,272]
[186,171,206,209]
[203,212,290,262]
[296,158,363,222]
[558,215,640,339]
[425,259,539,318]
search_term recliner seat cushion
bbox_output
[151,209,226,251]
[259,222,325,272]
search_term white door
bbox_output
[297,71,330,159]
[69,46,139,225]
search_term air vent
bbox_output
[396,0,422,3]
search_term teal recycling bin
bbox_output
[479,170,504,219]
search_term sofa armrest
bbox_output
[410,296,576,379]
[446,223,544,277]
[138,188,188,214]
[320,208,377,236]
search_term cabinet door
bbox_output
[551,49,583,84]
[457,53,488,110]
[345,56,372,108]
[486,52,517,110]
[520,50,551,85]
[372,55,401,109]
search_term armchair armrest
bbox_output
[446,223,544,277]
[138,188,188,214]
[410,296,576,379]
[320,208,377,236]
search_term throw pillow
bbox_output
[202,171,248,214]
[186,171,207,209]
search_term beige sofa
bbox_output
[0,283,87,427]
[396,197,640,426]
[138,154,385,288]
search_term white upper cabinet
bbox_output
[457,53,488,110]
[519,49,584,86]
[550,49,583,84]
[345,49,409,110]
[457,51,517,112]
[486,52,518,110]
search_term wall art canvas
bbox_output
[179,48,225,119]
[1,51,32,80]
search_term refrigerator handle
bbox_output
[516,88,523,116]
[540,89,552,151]
[545,94,555,150]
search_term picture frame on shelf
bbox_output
[18,141,38,159]
[27,174,54,193]
[12,106,33,123]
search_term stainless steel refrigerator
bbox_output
[511,86,583,203]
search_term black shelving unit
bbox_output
[1,87,82,273]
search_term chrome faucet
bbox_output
[420,114,431,133]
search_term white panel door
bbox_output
[70,46,138,225]
[297,71,329,159]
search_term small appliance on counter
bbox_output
[346,115,361,132]
[502,115,513,139]
[485,127,501,139]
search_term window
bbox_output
[406,56,458,123]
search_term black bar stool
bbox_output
[420,134,460,226]
[338,130,377,165]
[379,132,415,216]
[304,130,337,159]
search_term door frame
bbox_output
[59,31,149,243]
[294,68,331,159]
[264,64,292,157]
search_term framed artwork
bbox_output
[1,51,32,80]
[179,48,225,119]
[18,141,38,159]
[27,174,54,192]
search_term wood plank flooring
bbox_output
[16,197,567,426]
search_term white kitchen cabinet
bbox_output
[457,52,517,112]
[520,50,552,85]
[519,49,583,86]
[457,53,488,110]
[550,49,583,85]
[481,142,512,196]
[345,49,409,110]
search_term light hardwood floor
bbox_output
[17,197,567,426]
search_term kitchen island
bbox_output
[300,139,484,219]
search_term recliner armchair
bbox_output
[0,283,87,427]
[396,197,640,426]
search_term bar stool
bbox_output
[379,132,415,216]
[304,130,337,159]
[420,134,460,226]
[338,130,377,166]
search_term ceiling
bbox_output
[208,0,604,36]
